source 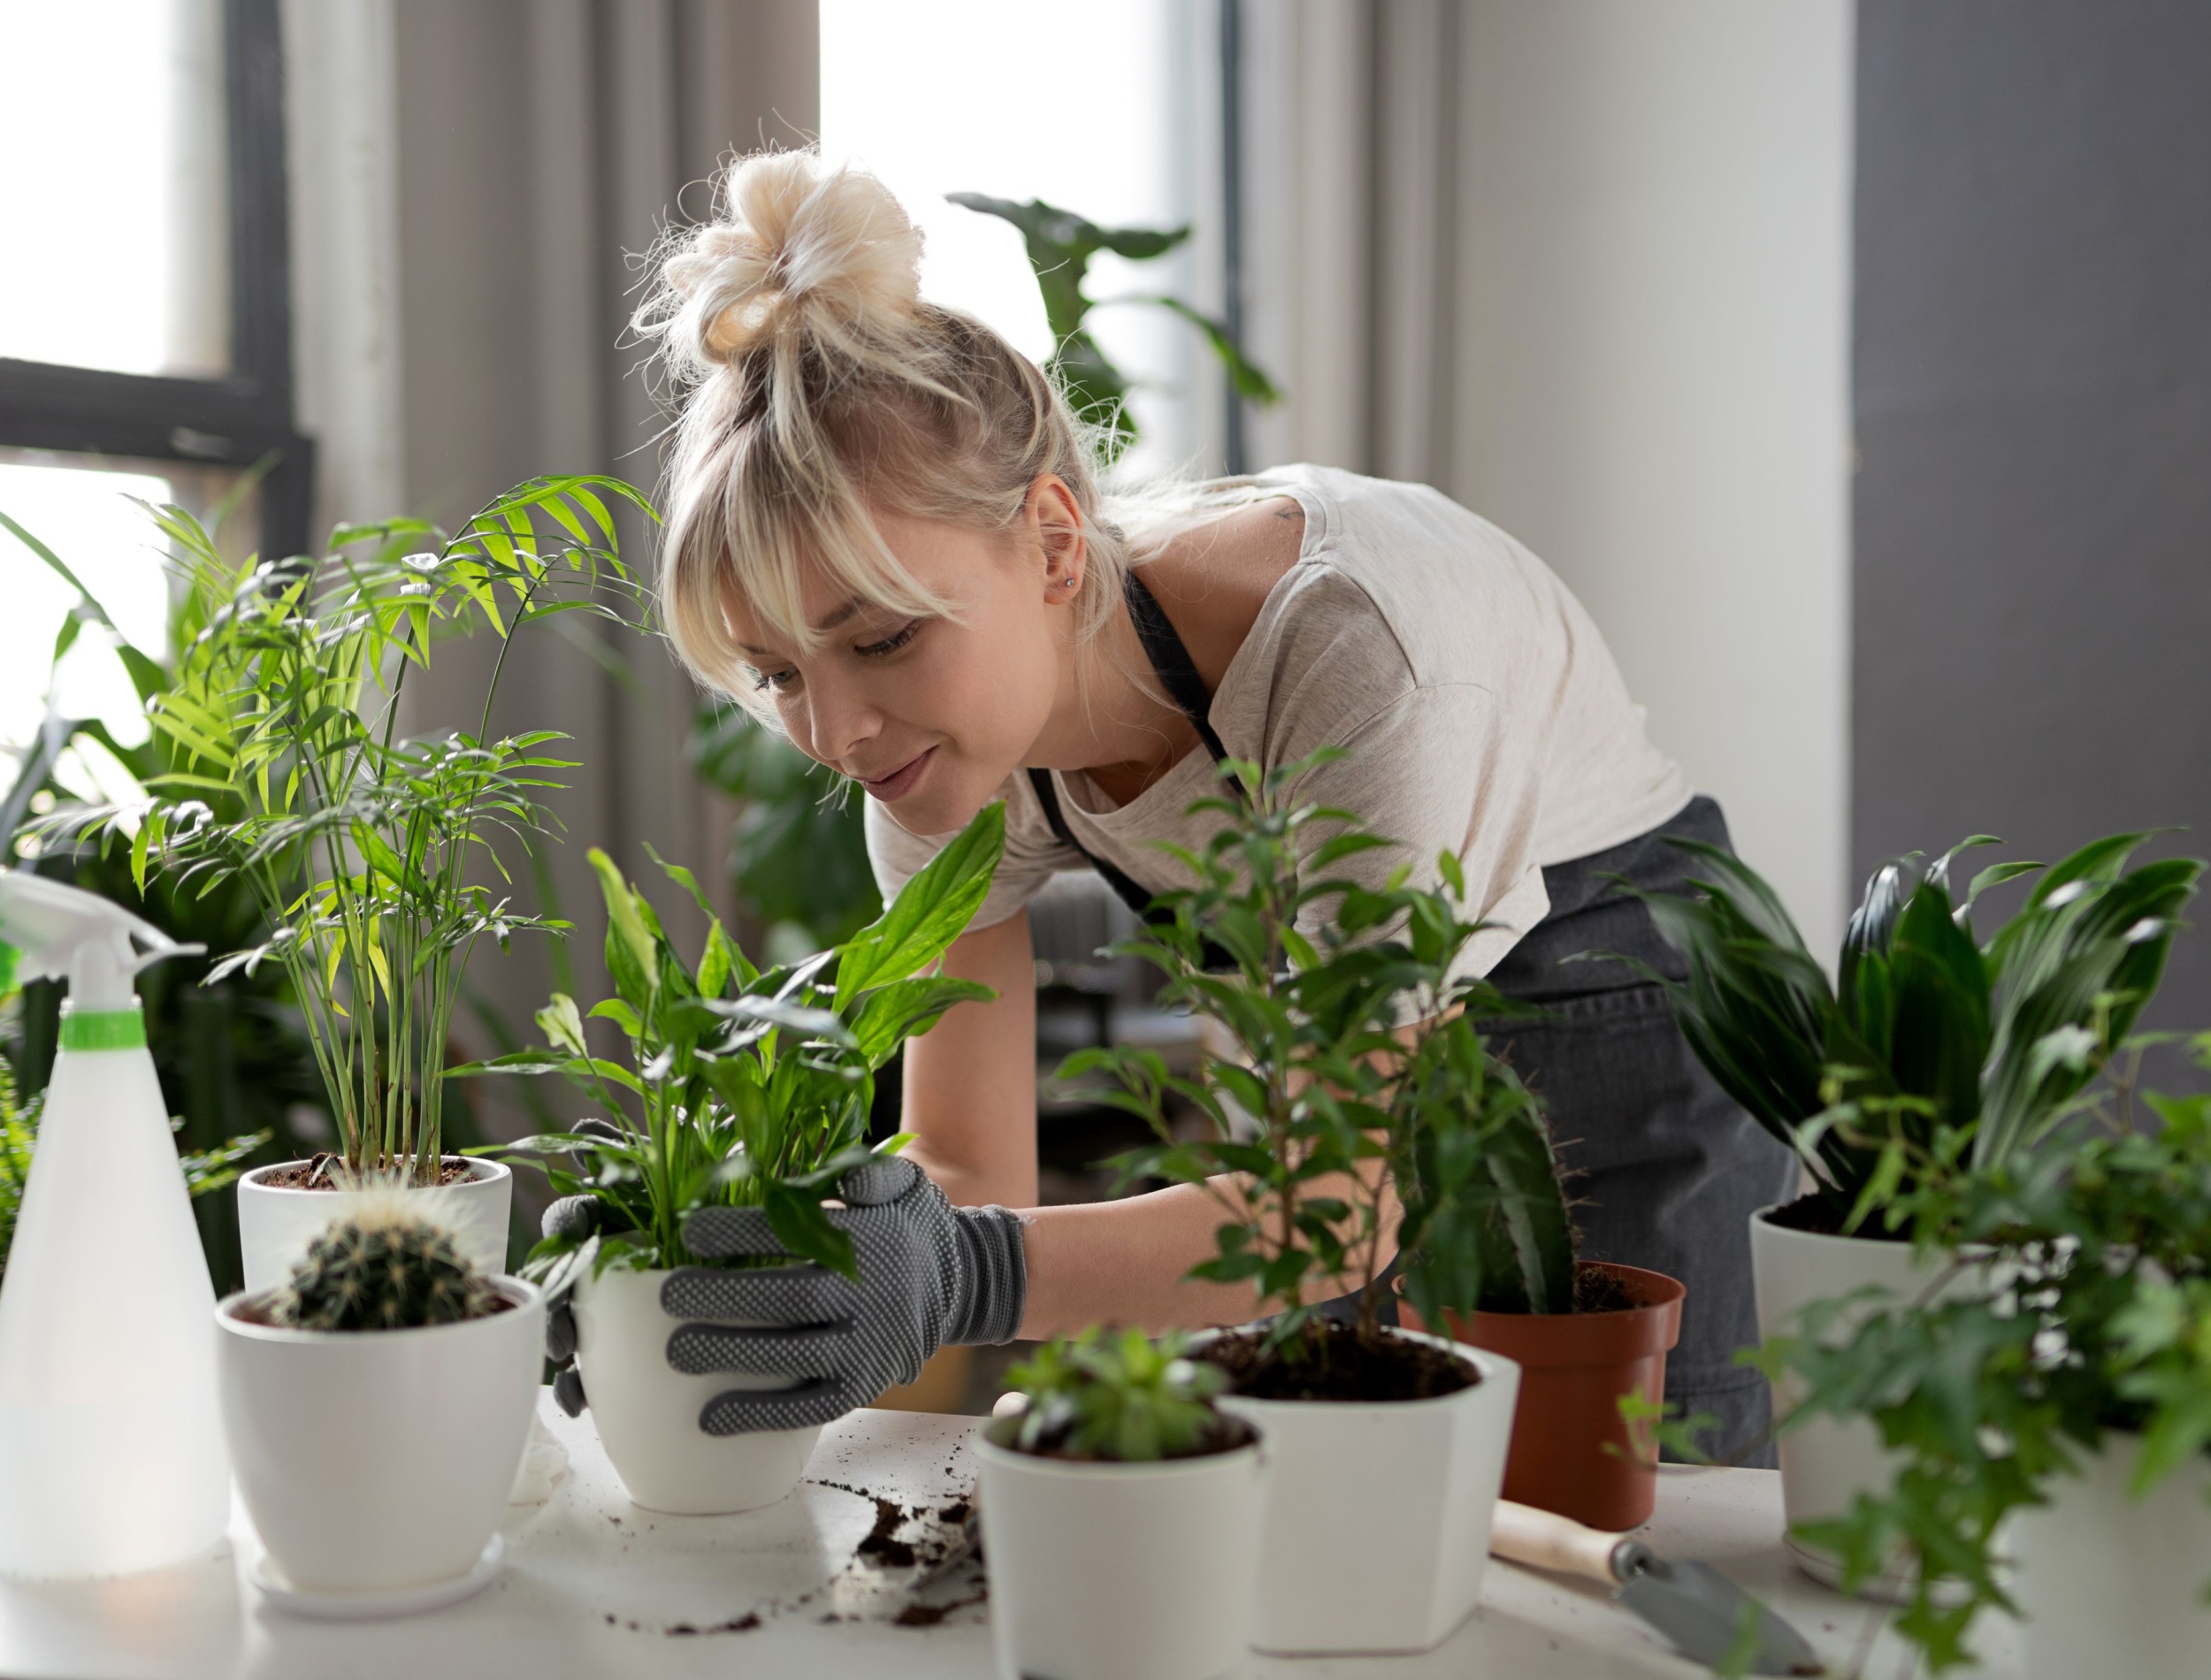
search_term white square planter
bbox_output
[2012,1433,2211,1680]
[978,1424,1267,1680]
[1211,1328,1519,1655]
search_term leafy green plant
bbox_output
[1618,835,2202,1230]
[1068,750,1567,1363]
[999,1326,1239,1462]
[949,193,1281,461]
[272,1204,499,1331]
[26,478,652,1187]
[462,802,1004,1283]
[1756,1033,2211,1670]
[686,701,878,952]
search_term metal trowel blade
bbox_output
[1615,1554,1825,1676]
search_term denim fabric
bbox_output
[1480,797,1795,1467]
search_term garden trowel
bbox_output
[1489,1500,1824,1675]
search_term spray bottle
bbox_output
[0,869,229,1577]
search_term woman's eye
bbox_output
[752,666,799,693]
[855,621,922,659]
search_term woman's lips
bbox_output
[857,746,934,803]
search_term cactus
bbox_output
[273,1206,499,1331]
[1471,1089,1578,1316]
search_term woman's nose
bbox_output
[803,681,881,767]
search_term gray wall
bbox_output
[1854,0,2211,1029]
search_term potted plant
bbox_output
[462,806,1004,1514]
[216,1202,545,1610]
[1624,833,2200,1585]
[981,1325,1266,1680]
[1762,1033,2211,1678]
[1389,1031,1686,1531]
[1069,752,1519,1656]
[40,480,649,1289]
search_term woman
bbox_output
[559,150,1793,1458]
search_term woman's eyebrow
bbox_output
[736,597,868,656]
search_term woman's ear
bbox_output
[1029,473,1087,603]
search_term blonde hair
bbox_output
[637,149,1171,713]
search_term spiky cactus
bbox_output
[273,1208,499,1331]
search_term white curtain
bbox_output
[287,0,821,1146]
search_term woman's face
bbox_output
[725,485,1079,836]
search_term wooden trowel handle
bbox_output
[1489,1500,1626,1586]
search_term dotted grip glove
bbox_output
[543,1155,1026,1436]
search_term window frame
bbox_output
[0,0,311,559]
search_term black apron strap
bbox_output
[1028,569,1231,928]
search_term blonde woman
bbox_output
[544,150,1793,1459]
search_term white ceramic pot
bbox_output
[1208,1327,1519,1655]
[237,1157,512,1294]
[570,1264,820,1514]
[216,1277,544,1598]
[977,1424,1267,1680]
[1749,1205,1963,1593]
[2012,1434,2211,1680]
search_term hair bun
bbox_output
[646,150,923,381]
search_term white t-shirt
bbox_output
[865,464,1691,978]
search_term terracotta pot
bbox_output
[1411,1260,1684,1531]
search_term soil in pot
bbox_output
[259,1152,479,1190]
[1195,1317,1475,1401]
[1761,1190,1913,1241]
[1408,1260,1684,1531]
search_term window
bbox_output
[0,0,308,560]
[0,0,304,793]
[819,0,1202,475]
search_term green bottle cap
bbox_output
[59,1001,147,1051]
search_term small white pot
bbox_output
[1207,1327,1519,1655]
[236,1157,512,1294]
[2012,1433,2211,1680]
[1749,1206,1969,1594]
[216,1277,544,1597]
[978,1424,1267,1680]
[570,1264,820,1514]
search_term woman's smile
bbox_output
[856,745,935,803]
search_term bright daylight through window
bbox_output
[819,0,1198,473]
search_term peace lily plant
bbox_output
[461,804,1005,1512]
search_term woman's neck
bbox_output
[1029,495,1304,806]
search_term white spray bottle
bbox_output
[0,869,229,1577]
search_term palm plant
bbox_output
[949,193,1280,462]
[1618,835,2202,1229]
[27,477,651,1187]
[465,803,1003,1281]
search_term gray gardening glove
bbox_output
[542,1119,631,1419]
[664,1156,1027,1435]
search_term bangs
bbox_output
[662,427,959,712]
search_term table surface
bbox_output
[0,1391,2023,1680]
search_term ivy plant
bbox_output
[462,802,1004,1282]
[1756,1033,2211,1670]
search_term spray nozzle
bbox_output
[0,869,203,1012]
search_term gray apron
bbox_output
[1035,574,1793,1466]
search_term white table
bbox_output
[0,1392,2022,1678]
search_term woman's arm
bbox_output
[899,911,1039,1209]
